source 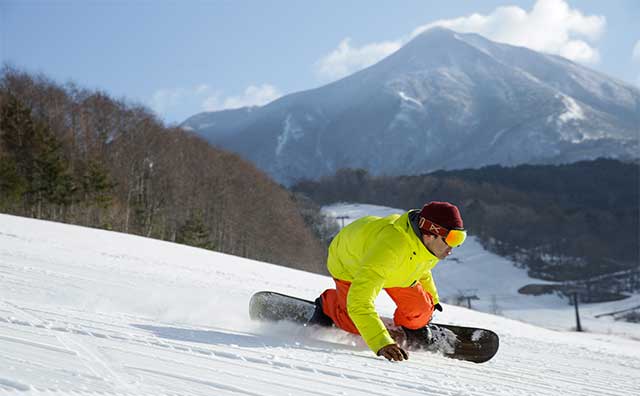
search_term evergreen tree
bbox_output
[0,94,75,216]
[1,95,37,184]
[0,155,26,209]
[82,160,115,209]
[32,121,76,208]
[177,211,215,250]
[1,94,39,211]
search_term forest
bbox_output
[293,160,640,282]
[0,66,330,274]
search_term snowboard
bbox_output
[249,291,499,363]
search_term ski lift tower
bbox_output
[335,215,349,228]
[564,284,588,332]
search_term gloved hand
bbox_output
[434,303,443,312]
[377,343,409,361]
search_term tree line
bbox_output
[0,66,328,273]
[293,160,640,281]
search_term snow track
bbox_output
[1,301,639,395]
[1,213,639,395]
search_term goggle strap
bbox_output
[418,217,450,238]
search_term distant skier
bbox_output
[309,201,466,361]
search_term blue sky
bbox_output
[2,0,639,124]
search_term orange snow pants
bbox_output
[320,279,435,334]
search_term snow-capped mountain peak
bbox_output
[183,28,639,185]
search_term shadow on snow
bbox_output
[132,323,366,353]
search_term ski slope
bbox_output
[1,212,639,395]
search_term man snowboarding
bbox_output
[309,201,467,361]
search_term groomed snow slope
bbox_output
[1,213,639,395]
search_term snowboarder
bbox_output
[309,201,467,361]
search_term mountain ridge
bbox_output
[183,28,640,185]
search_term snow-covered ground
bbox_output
[1,211,639,395]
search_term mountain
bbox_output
[182,27,640,185]
[180,106,257,140]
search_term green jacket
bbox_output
[327,211,441,353]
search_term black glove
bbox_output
[377,343,409,361]
[434,303,443,312]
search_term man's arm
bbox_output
[347,264,395,353]
[347,230,407,354]
[419,270,440,305]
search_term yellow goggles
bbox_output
[418,217,467,247]
[444,229,467,248]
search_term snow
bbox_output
[276,114,304,157]
[197,121,217,130]
[397,91,423,108]
[557,94,585,124]
[389,91,424,131]
[322,203,401,225]
[1,210,640,395]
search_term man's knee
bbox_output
[396,307,432,329]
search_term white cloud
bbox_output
[315,38,402,81]
[150,84,281,117]
[150,88,193,115]
[195,84,210,94]
[633,40,640,87]
[201,93,221,112]
[201,84,282,111]
[315,0,606,82]
[416,0,605,63]
[632,40,640,63]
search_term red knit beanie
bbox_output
[419,201,464,233]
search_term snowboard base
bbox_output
[249,291,499,363]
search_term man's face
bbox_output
[422,234,453,260]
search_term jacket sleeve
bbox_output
[346,229,406,354]
[419,270,439,305]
